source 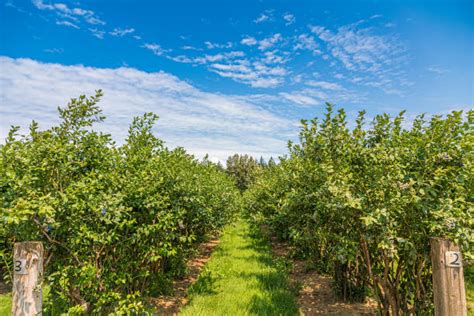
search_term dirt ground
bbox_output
[265,229,377,316]
[150,238,220,315]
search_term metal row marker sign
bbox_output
[445,251,462,268]
[14,259,28,275]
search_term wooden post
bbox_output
[12,242,44,316]
[430,237,467,316]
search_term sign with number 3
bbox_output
[14,259,28,275]
[445,251,462,268]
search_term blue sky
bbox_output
[1,0,473,162]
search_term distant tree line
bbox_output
[225,154,276,192]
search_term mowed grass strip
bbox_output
[0,292,11,316]
[180,220,299,316]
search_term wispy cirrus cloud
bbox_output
[254,10,273,24]
[310,21,409,94]
[32,0,106,25]
[279,92,319,106]
[43,48,64,54]
[209,60,287,88]
[142,43,171,56]
[168,51,244,64]
[283,13,295,25]
[305,81,343,90]
[427,65,449,75]
[56,20,79,29]
[163,43,289,88]
[109,27,135,37]
[204,41,233,49]
[241,36,258,46]
[89,28,105,39]
[241,34,283,51]
[293,34,321,55]
[0,56,297,162]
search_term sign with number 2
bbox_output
[445,251,462,268]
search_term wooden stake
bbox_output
[430,237,467,316]
[12,241,44,316]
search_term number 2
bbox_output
[445,251,462,268]
[450,253,460,266]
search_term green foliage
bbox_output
[466,265,474,315]
[0,92,240,314]
[226,154,259,192]
[244,104,473,315]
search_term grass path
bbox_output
[180,220,299,316]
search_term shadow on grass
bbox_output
[245,223,299,315]
[187,268,219,296]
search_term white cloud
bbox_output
[89,28,105,39]
[283,13,295,25]
[109,28,135,37]
[0,56,296,161]
[427,65,448,75]
[279,83,365,107]
[142,43,171,56]
[258,33,282,50]
[279,92,319,106]
[166,49,288,88]
[204,41,233,49]
[305,81,343,90]
[254,10,273,24]
[210,53,288,88]
[85,16,105,25]
[166,33,289,88]
[208,57,287,88]
[72,8,93,16]
[43,48,63,53]
[291,74,303,83]
[241,36,257,46]
[310,22,408,94]
[241,34,282,51]
[56,20,79,29]
[293,34,321,54]
[181,45,201,51]
[32,0,106,26]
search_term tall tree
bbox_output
[226,154,258,191]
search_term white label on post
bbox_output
[445,251,462,267]
[14,258,28,275]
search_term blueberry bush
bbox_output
[0,91,240,314]
[244,104,473,315]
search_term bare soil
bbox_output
[263,226,378,316]
[150,238,220,315]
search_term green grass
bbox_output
[0,292,11,316]
[466,265,474,316]
[180,220,299,316]
[0,287,50,316]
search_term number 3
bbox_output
[14,260,22,272]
